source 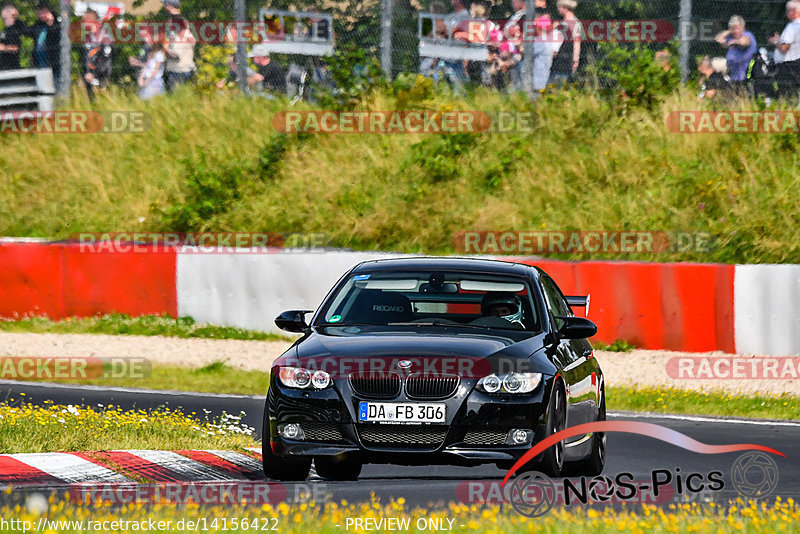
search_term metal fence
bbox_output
[0,0,792,102]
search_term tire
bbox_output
[566,387,606,477]
[314,455,363,481]
[537,383,566,477]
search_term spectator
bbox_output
[419,2,447,79]
[714,15,756,89]
[443,0,470,82]
[128,26,153,76]
[0,4,24,71]
[504,3,525,89]
[81,9,112,100]
[216,54,258,90]
[531,0,560,91]
[550,0,581,85]
[28,3,60,89]
[161,0,180,17]
[138,40,166,99]
[165,15,195,91]
[769,1,800,101]
[697,56,730,101]
[249,48,286,94]
[507,0,525,30]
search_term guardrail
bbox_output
[0,69,56,112]
[417,13,489,62]
[257,9,334,56]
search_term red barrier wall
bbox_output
[515,259,735,353]
[0,243,177,320]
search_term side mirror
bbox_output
[555,316,598,339]
[275,310,313,333]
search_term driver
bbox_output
[481,292,524,328]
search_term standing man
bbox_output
[81,9,112,101]
[0,4,25,70]
[714,15,756,92]
[549,0,581,85]
[29,3,61,89]
[250,48,286,95]
[769,1,800,100]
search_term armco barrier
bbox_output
[176,251,394,332]
[1,241,798,355]
[0,241,176,320]
[734,264,800,357]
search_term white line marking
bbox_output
[123,450,240,481]
[609,411,800,427]
[8,453,129,483]
[0,380,261,400]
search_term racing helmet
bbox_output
[481,292,524,326]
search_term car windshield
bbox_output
[319,270,540,332]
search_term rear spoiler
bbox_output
[565,295,590,316]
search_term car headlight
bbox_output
[278,367,332,389]
[477,373,542,394]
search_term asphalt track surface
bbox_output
[2,380,798,507]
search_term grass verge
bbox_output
[1,87,799,264]
[9,361,272,396]
[0,401,257,453]
[7,498,800,533]
[608,385,800,420]
[0,314,293,342]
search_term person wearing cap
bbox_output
[250,47,286,94]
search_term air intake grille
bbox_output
[358,424,448,447]
[463,428,508,446]
[349,373,401,399]
[300,422,346,443]
[405,373,460,399]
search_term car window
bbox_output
[540,275,570,331]
[319,271,541,332]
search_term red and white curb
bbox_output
[0,450,265,485]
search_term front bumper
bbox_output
[266,376,551,466]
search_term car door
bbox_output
[539,275,597,429]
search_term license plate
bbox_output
[358,402,446,424]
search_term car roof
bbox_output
[350,256,538,278]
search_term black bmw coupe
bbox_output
[263,257,604,481]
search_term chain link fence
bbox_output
[0,0,793,104]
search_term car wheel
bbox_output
[566,387,606,477]
[314,455,363,481]
[261,437,312,481]
[537,384,566,477]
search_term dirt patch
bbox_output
[0,333,292,372]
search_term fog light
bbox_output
[278,423,305,440]
[508,429,533,445]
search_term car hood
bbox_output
[275,326,554,376]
